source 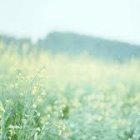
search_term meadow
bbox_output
[0,48,140,140]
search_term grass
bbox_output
[0,50,140,140]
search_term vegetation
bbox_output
[1,32,140,61]
[0,34,140,140]
[39,32,140,61]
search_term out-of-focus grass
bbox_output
[0,49,140,140]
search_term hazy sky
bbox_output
[0,0,140,44]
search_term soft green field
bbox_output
[0,50,140,140]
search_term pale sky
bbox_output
[0,0,140,44]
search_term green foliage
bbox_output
[0,45,140,139]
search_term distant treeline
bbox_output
[0,32,140,61]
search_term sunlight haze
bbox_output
[0,0,140,44]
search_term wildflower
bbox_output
[33,104,37,108]
[0,102,5,112]
[9,125,20,129]
[41,91,46,96]
[58,130,62,136]
[37,112,41,117]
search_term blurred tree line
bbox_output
[0,32,140,62]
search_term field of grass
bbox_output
[0,49,140,140]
